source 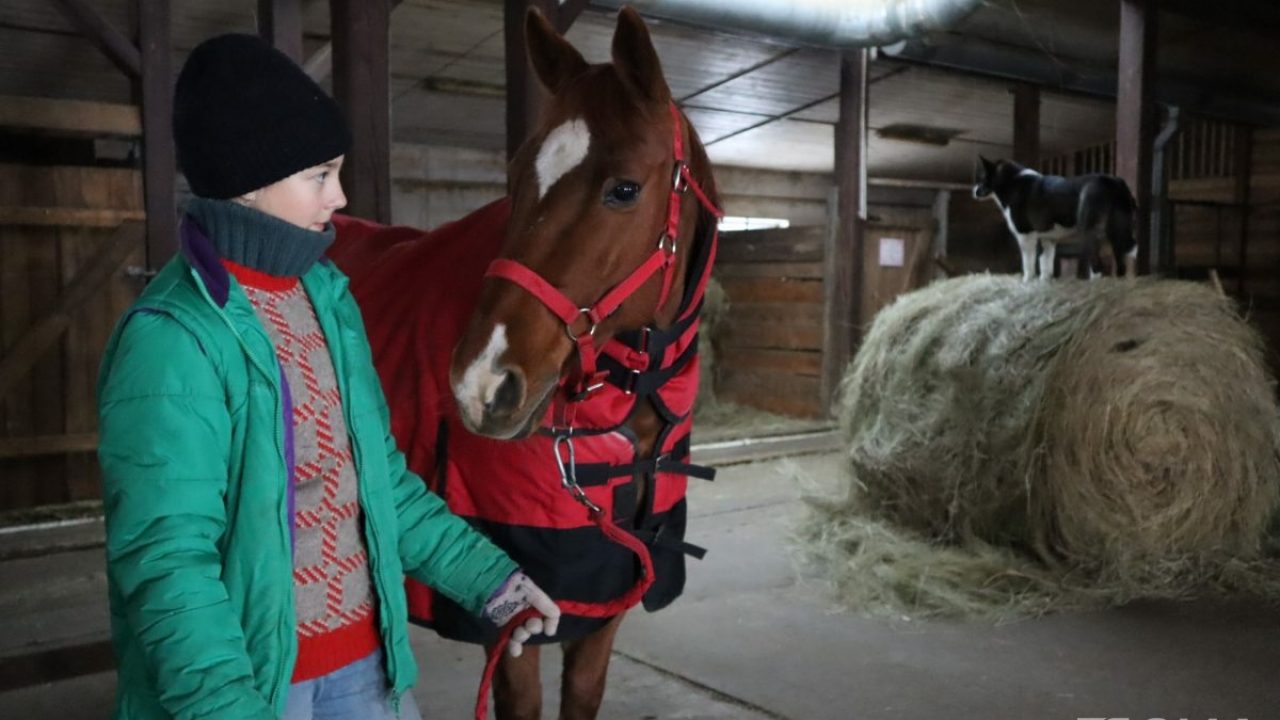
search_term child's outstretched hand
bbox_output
[483,570,562,657]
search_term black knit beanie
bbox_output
[173,33,352,199]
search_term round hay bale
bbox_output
[800,275,1280,618]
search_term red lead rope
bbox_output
[475,508,656,720]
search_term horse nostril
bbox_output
[485,369,525,416]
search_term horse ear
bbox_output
[611,7,670,102]
[525,7,588,94]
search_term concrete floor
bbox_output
[3,452,1278,719]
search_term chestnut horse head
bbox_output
[449,7,719,439]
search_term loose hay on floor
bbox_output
[796,275,1280,620]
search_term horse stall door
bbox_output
[0,162,145,516]
[861,225,929,326]
[712,225,826,420]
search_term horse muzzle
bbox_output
[453,362,558,440]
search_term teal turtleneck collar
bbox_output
[184,196,334,278]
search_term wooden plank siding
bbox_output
[0,163,143,511]
[715,225,825,418]
[1238,129,1280,374]
[714,216,934,420]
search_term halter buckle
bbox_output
[657,232,677,256]
[671,161,689,193]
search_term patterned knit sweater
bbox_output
[226,261,379,682]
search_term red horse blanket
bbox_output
[329,198,713,644]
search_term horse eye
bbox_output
[604,181,641,207]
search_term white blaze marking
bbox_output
[536,118,591,200]
[455,324,509,426]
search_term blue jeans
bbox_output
[282,650,422,720]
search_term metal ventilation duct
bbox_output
[594,0,984,48]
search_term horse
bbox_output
[328,7,721,719]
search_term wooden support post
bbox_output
[1012,83,1040,167]
[259,0,304,62]
[821,49,867,414]
[1115,0,1156,275]
[505,0,559,162]
[0,96,140,137]
[331,0,392,223]
[1234,124,1253,294]
[51,0,142,78]
[305,0,404,85]
[138,0,176,269]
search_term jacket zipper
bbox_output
[306,277,400,697]
[333,328,399,696]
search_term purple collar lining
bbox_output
[180,215,231,308]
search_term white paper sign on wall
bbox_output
[879,238,905,267]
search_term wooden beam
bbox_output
[304,0,404,83]
[821,49,867,414]
[0,223,142,400]
[259,0,304,62]
[50,0,141,78]
[1159,0,1280,34]
[1115,0,1156,275]
[0,96,140,137]
[0,639,115,693]
[692,430,841,467]
[0,207,145,228]
[331,0,392,223]
[1012,83,1040,167]
[137,0,176,269]
[505,0,559,162]
[0,434,99,460]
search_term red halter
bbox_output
[485,102,723,424]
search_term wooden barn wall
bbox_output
[1238,128,1280,370]
[0,163,144,512]
[389,147,843,231]
[946,192,1021,276]
[1162,127,1280,371]
[714,225,825,419]
[713,209,936,420]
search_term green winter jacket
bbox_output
[97,220,517,719]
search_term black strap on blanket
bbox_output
[631,527,708,560]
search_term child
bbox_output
[96,33,558,720]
